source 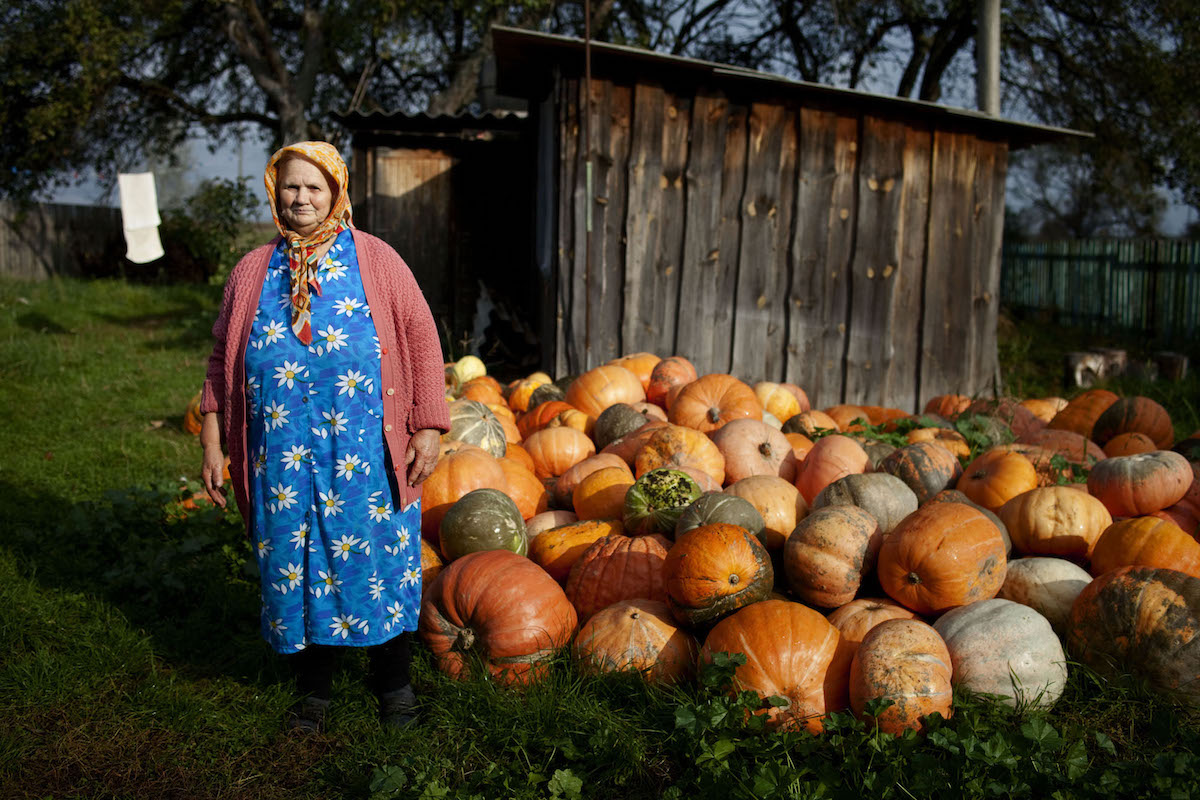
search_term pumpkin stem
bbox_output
[906,572,922,585]
[707,407,721,424]
[729,573,740,585]
[454,627,476,652]
[758,441,773,457]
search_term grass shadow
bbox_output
[15,310,74,335]
[1,477,286,688]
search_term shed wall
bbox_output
[553,76,1007,411]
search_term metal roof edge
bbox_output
[491,25,1091,148]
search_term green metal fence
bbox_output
[1001,239,1200,345]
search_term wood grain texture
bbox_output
[788,109,858,408]
[676,92,731,373]
[892,125,932,413]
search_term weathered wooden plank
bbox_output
[787,109,858,408]
[586,81,632,368]
[970,137,1006,397]
[919,130,977,405]
[731,102,796,385]
[708,104,749,376]
[654,92,691,358]
[676,92,730,371]
[621,83,690,359]
[558,77,584,377]
[843,116,907,407]
[888,124,932,413]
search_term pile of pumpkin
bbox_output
[420,353,1200,735]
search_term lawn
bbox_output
[1,277,1198,799]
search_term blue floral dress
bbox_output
[244,231,422,653]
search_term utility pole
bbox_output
[977,0,1001,115]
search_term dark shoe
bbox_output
[285,696,330,733]
[378,684,417,729]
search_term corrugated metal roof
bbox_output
[491,26,1089,149]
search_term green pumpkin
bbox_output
[439,488,527,561]
[623,468,702,536]
[674,493,765,542]
[446,398,507,458]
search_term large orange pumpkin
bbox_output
[782,409,841,436]
[517,400,577,439]
[850,618,953,735]
[1015,428,1106,467]
[906,427,971,460]
[794,434,870,505]
[668,373,763,433]
[1067,566,1200,706]
[633,423,726,486]
[599,419,670,467]
[572,466,635,520]
[522,426,596,480]
[997,486,1112,560]
[664,523,774,627]
[784,505,883,608]
[754,381,803,423]
[1020,397,1068,424]
[418,549,577,686]
[183,391,203,435]
[646,356,698,409]
[923,394,971,419]
[826,597,918,664]
[1092,395,1174,449]
[565,533,672,622]
[566,365,646,420]
[498,457,550,520]
[963,397,1044,440]
[724,475,808,552]
[529,518,624,583]
[1103,432,1158,458]
[1089,516,1200,578]
[1087,450,1193,517]
[709,418,798,485]
[877,441,964,505]
[700,599,852,732]
[957,449,1039,512]
[877,502,1008,615]
[573,598,698,685]
[1046,389,1120,439]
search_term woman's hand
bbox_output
[406,428,441,487]
[200,411,227,508]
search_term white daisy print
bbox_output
[322,260,348,281]
[329,613,359,639]
[313,569,343,597]
[289,522,309,550]
[281,444,311,471]
[367,491,392,523]
[256,538,273,559]
[318,489,344,517]
[373,335,382,359]
[335,297,362,317]
[274,360,304,389]
[268,618,288,637]
[312,408,348,439]
[277,562,303,593]
[399,562,421,587]
[329,534,362,561]
[385,525,411,556]
[245,375,261,397]
[252,445,268,477]
[316,325,348,353]
[335,370,368,398]
[368,571,385,601]
[335,453,369,481]
[265,401,290,431]
[262,319,286,345]
[384,603,404,632]
[268,482,298,513]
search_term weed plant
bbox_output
[2,279,1200,798]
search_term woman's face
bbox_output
[276,157,334,236]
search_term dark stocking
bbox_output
[289,645,335,700]
[368,631,413,696]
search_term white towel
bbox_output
[118,172,164,263]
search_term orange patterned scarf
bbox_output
[264,141,354,344]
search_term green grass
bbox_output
[2,278,1200,799]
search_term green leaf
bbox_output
[1021,717,1063,751]
[1094,731,1116,756]
[547,768,583,800]
[368,765,408,795]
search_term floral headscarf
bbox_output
[264,141,354,344]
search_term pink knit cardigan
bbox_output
[200,229,450,527]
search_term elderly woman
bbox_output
[198,141,449,732]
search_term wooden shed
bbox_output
[345,27,1083,409]
[495,26,1087,411]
